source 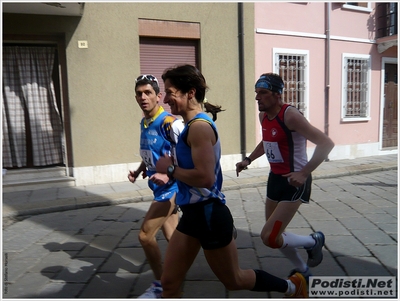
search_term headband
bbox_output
[255,75,284,94]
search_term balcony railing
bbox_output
[376,3,398,38]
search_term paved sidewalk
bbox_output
[2,154,398,221]
[2,154,398,298]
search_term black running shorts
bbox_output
[267,172,312,203]
[177,198,234,250]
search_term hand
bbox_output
[156,153,173,174]
[149,173,170,186]
[128,170,139,183]
[235,160,249,177]
[282,171,307,187]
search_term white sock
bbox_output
[281,232,315,249]
[280,246,308,272]
[285,279,295,296]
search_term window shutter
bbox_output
[139,38,198,113]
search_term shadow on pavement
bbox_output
[3,216,398,298]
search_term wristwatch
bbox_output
[167,165,176,179]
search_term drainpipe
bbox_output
[324,2,331,161]
[238,2,246,160]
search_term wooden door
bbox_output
[382,63,398,148]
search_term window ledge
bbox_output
[341,117,371,122]
[342,4,372,13]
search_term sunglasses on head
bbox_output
[135,74,159,85]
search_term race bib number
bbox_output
[263,141,284,163]
[140,149,155,169]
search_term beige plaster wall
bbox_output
[3,2,256,177]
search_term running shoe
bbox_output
[306,231,325,267]
[138,281,163,298]
[287,272,308,298]
[288,267,312,285]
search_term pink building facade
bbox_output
[254,2,397,160]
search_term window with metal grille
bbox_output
[342,54,371,120]
[376,2,398,38]
[276,54,307,116]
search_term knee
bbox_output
[138,230,153,246]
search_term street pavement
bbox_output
[2,154,398,298]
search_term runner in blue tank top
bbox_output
[128,74,184,298]
[155,64,308,298]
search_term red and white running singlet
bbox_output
[262,104,308,174]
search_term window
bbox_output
[273,48,309,118]
[342,2,372,12]
[376,3,398,38]
[341,54,371,121]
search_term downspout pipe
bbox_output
[238,2,246,160]
[324,2,331,161]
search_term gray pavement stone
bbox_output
[183,280,226,298]
[5,256,42,282]
[57,186,87,199]
[232,217,249,229]
[336,256,393,276]
[84,183,116,195]
[4,271,53,298]
[318,202,364,218]
[99,247,146,273]
[29,187,58,202]
[235,233,254,250]
[325,235,372,257]
[2,166,397,298]
[78,219,114,235]
[286,212,311,228]
[350,229,395,245]
[49,235,94,251]
[99,221,133,236]
[297,205,334,222]
[366,245,398,275]
[37,281,85,298]
[53,257,104,282]
[378,222,398,235]
[364,213,398,224]
[338,217,379,230]
[186,253,218,281]
[229,288,269,298]
[131,269,156,297]
[80,271,137,298]
[118,229,142,248]
[77,235,120,258]
[30,251,76,273]
[36,230,76,245]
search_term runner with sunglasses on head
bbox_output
[236,73,334,285]
[128,74,184,298]
[156,64,308,298]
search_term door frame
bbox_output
[3,34,74,175]
[379,57,398,152]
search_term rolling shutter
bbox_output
[139,37,198,113]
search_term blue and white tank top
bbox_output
[140,107,183,201]
[175,112,226,206]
